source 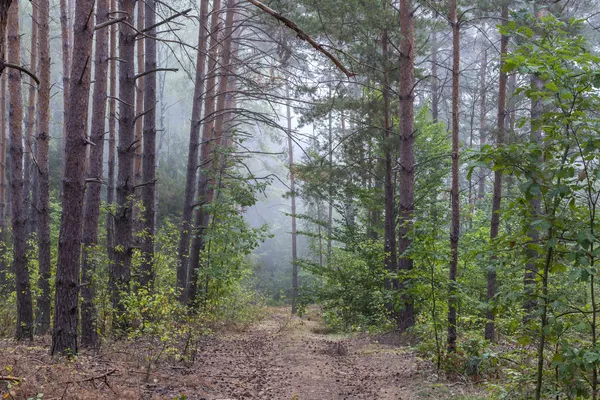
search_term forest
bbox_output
[0,0,599,398]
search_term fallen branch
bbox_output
[0,376,22,382]
[246,0,355,78]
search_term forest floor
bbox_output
[0,307,487,399]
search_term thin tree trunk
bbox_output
[477,47,487,200]
[52,0,95,356]
[381,27,397,293]
[397,0,415,333]
[8,0,33,341]
[59,0,71,180]
[327,107,333,258]
[286,83,298,314]
[447,0,460,353]
[187,0,222,306]
[35,0,51,335]
[178,0,209,303]
[132,0,144,257]
[139,0,157,289]
[81,0,109,348]
[484,5,508,342]
[431,31,439,124]
[0,1,11,78]
[106,0,117,299]
[112,0,137,326]
[0,64,6,289]
[24,3,37,237]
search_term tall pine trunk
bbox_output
[113,0,137,326]
[381,27,397,295]
[8,0,33,341]
[484,5,508,342]
[139,0,157,289]
[59,0,71,178]
[35,0,51,335]
[24,3,37,237]
[447,0,460,353]
[0,65,6,289]
[177,0,209,303]
[188,0,222,306]
[397,0,415,333]
[81,0,110,348]
[52,0,95,356]
[286,83,298,314]
[106,0,117,300]
[477,47,487,200]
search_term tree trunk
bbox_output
[8,0,33,341]
[59,0,71,181]
[0,63,6,289]
[431,31,439,124]
[139,0,157,289]
[0,1,11,78]
[132,0,144,261]
[81,0,109,348]
[447,0,460,353]
[35,0,51,336]
[113,0,137,326]
[477,47,487,200]
[52,0,95,356]
[381,27,397,294]
[286,83,298,314]
[187,0,222,306]
[177,0,209,303]
[24,3,37,238]
[397,0,415,333]
[106,0,117,301]
[484,5,508,342]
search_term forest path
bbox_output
[195,307,484,400]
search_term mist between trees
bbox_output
[0,0,599,398]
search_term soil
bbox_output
[0,307,486,399]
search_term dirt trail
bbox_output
[0,307,484,399]
[192,308,483,400]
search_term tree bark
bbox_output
[112,0,137,326]
[431,31,439,124]
[484,5,508,342]
[139,0,157,289]
[447,0,460,353]
[187,0,222,306]
[52,0,95,356]
[59,0,72,181]
[132,0,144,260]
[106,0,117,301]
[0,1,11,78]
[381,27,397,295]
[81,0,109,348]
[24,3,37,237]
[287,83,298,314]
[35,0,51,336]
[0,59,6,289]
[477,47,487,200]
[8,0,33,341]
[177,0,209,303]
[397,0,415,333]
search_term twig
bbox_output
[138,8,192,34]
[0,376,22,382]
[246,0,355,78]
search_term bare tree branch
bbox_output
[246,0,355,78]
